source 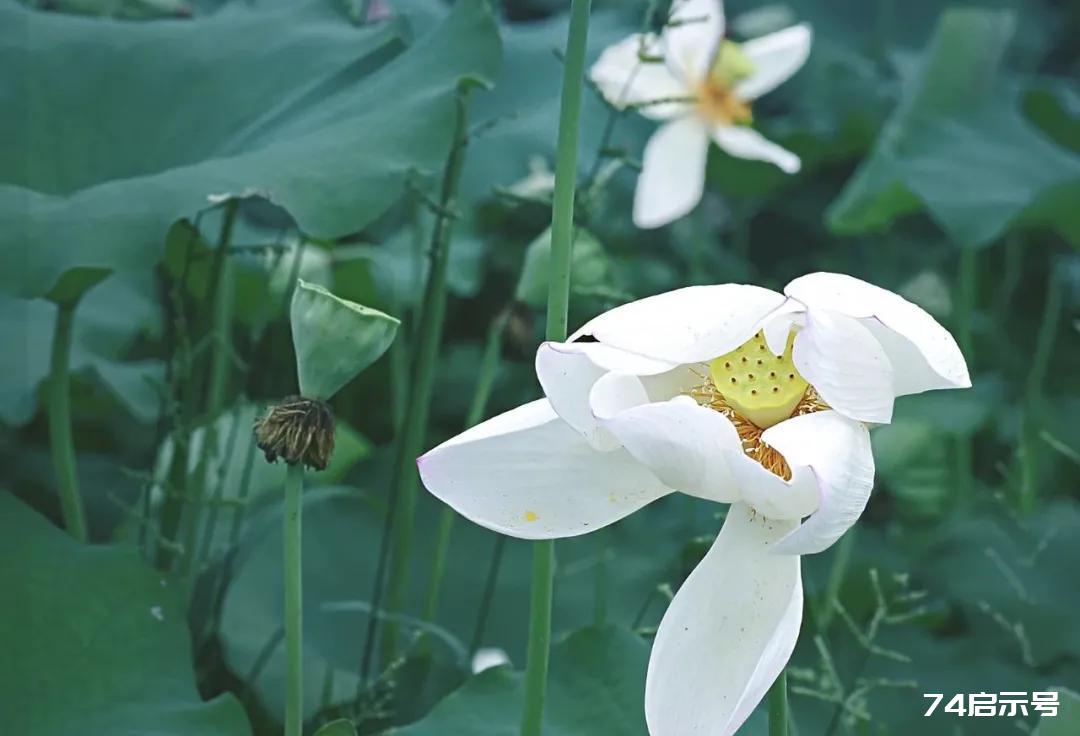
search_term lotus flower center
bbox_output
[695,40,754,126]
[708,330,808,429]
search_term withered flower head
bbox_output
[253,396,336,471]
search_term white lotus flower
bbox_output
[418,272,969,736]
[590,0,811,228]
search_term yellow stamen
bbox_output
[695,40,754,126]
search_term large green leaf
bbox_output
[0,491,251,735]
[399,626,650,736]
[1,273,162,426]
[0,0,501,297]
[826,8,1080,246]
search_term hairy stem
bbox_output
[523,1,592,733]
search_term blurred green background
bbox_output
[2,0,1078,734]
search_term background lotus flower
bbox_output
[590,0,812,228]
[419,272,969,736]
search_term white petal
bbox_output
[784,272,971,395]
[664,0,725,81]
[645,503,802,736]
[735,24,812,100]
[601,396,741,503]
[712,125,801,173]
[418,399,670,540]
[535,342,613,449]
[634,117,711,229]
[569,284,786,365]
[762,411,875,555]
[725,451,820,520]
[762,298,806,354]
[639,364,704,402]
[589,33,691,120]
[793,309,895,424]
[561,341,678,375]
[589,372,651,421]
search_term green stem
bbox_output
[284,463,305,736]
[377,88,474,667]
[593,529,608,627]
[817,528,855,633]
[469,534,507,657]
[1020,261,1064,514]
[422,312,507,623]
[954,247,977,509]
[768,670,789,736]
[180,201,239,594]
[48,300,87,542]
[523,2,591,733]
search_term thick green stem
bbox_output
[1020,262,1063,514]
[768,670,789,736]
[377,89,473,667]
[523,1,591,733]
[48,301,87,543]
[284,463,304,736]
[953,247,977,508]
[422,312,507,623]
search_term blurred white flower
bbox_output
[470,647,511,674]
[419,272,969,736]
[589,0,811,228]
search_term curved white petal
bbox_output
[601,396,742,503]
[536,342,611,448]
[725,450,820,520]
[639,364,705,402]
[563,340,678,375]
[569,284,786,365]
[589,372,651,421]
[784,272,971,394]
[793,309,895,424]
[663,0,725,81]
[646,503,802,736]
[634,117,711,229]
[589,33,691,120]
[712,125,801,173]
[418,399,670,540]
[763,411,875,555]
[735,24,813,100]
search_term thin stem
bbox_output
[593,529,608,627]
[180,201,239,595]
[953,247,977,508]
[284,463,305,736]
[366,88,474,673]
[422,311,507,623]
[1020,261,1064,514]
[817,529,855,633]
[523,1,592,734]
[48,300,87,542]
[469,534,507,657]
[768,670,789,736]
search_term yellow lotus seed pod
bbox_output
[708,330,808,429]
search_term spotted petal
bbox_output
[784,272,971,395]
[645,503,802,736]
[417,399,671,540]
